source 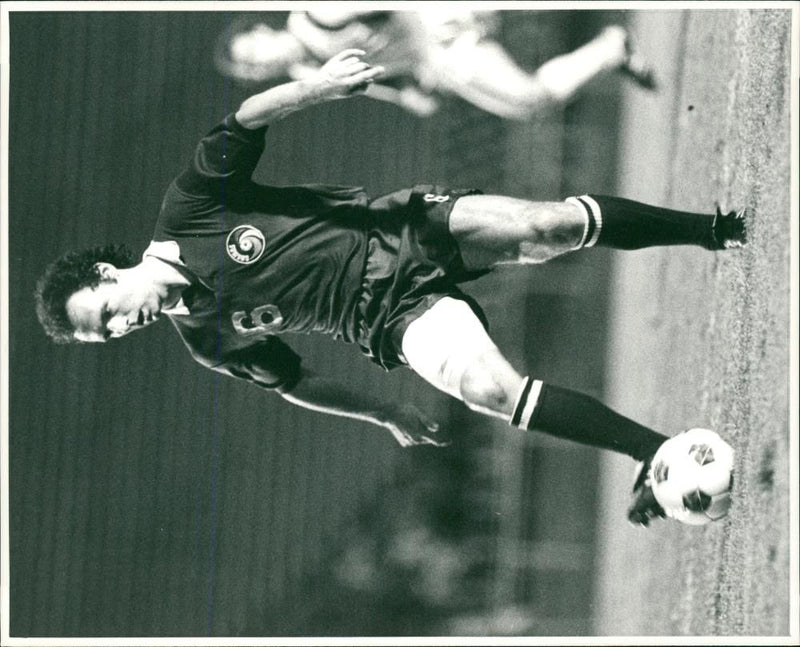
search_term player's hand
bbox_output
[381,403,450,448]
[313,49,385,99]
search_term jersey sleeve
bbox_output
[174,113,268,199]
[211,336,303,393]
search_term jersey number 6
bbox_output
[232,305,284,337]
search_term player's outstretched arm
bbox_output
[279,367,449,448]
[235,49,385,129]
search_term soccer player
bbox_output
[214,10,657,118]
[35,50,746,527]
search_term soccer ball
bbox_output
[649,428,734,525]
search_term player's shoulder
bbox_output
[155,177,209,230]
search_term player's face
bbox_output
[66,268,163,343]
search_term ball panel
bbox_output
[652,459,670,484]
[704,491,732,521]
[682,489,712,513]
[689,443,715,466]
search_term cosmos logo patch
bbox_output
[226,225,265,264]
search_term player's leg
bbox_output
[430,26,653,120]
[401,297,669,458]
[401,296,670,526]
[448,194,748,270]
[447,195,585,267]
[530,25,657,99]
[428,40,557,119]
[363,82,440,117]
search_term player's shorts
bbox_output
[355,184,491,370]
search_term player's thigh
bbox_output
[400,296,522,411]
[449,194,584,269]
[433,41,548,117]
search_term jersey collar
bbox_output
[142,240,191,316]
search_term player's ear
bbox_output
[94,262,118,281]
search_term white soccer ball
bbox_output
[649,428,734,525]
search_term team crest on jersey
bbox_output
[226,225,265,264]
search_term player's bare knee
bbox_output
[459,361,512,414]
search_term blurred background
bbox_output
[9,8,655,638]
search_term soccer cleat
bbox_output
[627,458,666,527]
[618,33,658,90]
[710,205,748,249]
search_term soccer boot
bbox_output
[627,457,666,527]
[618,31,658,90]
[710,205,748,249]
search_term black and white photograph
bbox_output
[1,1,798,643]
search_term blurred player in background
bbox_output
[36,51,746,527]
[214,9,657,118]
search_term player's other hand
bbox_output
[314,49,385,99]
[382,403,450,448]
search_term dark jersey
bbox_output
[153,113,486,391]
[154,114,372,390]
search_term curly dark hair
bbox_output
[34,244,137,344]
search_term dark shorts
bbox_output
[356,184,490,370]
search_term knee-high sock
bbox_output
[567,194,716,250]
[510,378,668,461]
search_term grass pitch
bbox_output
[593,8,795,638]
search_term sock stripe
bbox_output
[581,195,603,247]
[519,379,544,429]
[576,197,597,247]
[566,197,591,249]
[510,377,544,429]
[567,196,603,249]
[510,377,532,427]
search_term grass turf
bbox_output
[594,8,794,637]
